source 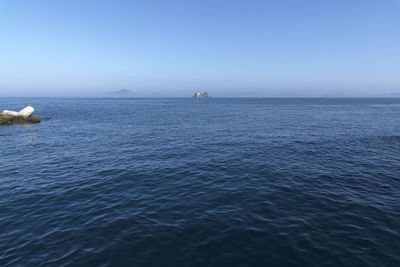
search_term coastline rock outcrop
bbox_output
[0,106,41,125]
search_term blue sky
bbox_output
[0,0,399,96]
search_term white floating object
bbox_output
[2,106,35,118]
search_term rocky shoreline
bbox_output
[0,106,41,125]
[0,114,41,125]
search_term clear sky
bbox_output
[0,0,399,97]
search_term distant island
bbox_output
[193,91,210,98]
[108,89,135,97]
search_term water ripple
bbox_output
[1,98,400,266]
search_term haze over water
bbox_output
[1,97,399,266]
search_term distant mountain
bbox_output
[108,89,135,97]
[379,92,400,97]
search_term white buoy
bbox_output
[1,106,35,118]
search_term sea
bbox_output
[0,97,399,266]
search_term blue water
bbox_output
[1,98,399,266]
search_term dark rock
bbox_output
[31,115,41,123]
[0,115,28,125]
[0,114,41,125]
[12,116,30,124]
[0,114,12,125]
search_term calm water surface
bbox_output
[0,98,399,266]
